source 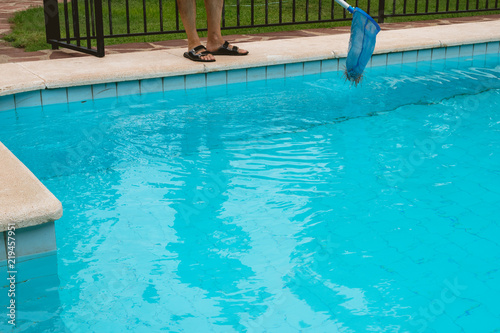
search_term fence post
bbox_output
[43,0,61,50]
[378,0,386,23]
[94,0,105,57]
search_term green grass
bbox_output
[3,6,48,51]
[3,0,499,52]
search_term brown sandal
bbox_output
[209,41,248,56]
[183,45,215,62]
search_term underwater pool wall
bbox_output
[0,19,499,260]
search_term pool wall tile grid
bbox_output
[371,54,388,67]
[473,43,487,56]
[446,46,460,59]
[417,49,432,62]
[41,88,68,106]
[338,57,347,71]
[0,234,5,260]
[267,65,285,79]
[247,67,266,82]
[402,50,418,64]
[321,59,339,72]
[207,71,227,87]
[185,73,207,89]
[227,68,247,84]
[163,76,185,91]
[15,90,42,109]
[431,47,447,60]
[117,81,140,97]
[387,52,404,65]
[487,41,500,54]
[3,42,500,111]
[0,94,15,112]
[460,44,474,58]
[285,62,304,77]
[304,61,321,75]
[140,78,163,94]
[68,85,92,103]
[92,83,117,99]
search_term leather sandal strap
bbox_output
[222,41,239,52]
[191,45,207,53]
[188,49,210,60]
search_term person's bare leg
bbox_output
[204,0,247,54]
[177,0,214,61]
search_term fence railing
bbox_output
[43,0,500,57]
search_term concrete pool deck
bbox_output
[1,13,500,63]
[0,16,499,258]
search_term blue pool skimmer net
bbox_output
[335,0,381,85]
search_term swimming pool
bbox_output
[1,52,500,332]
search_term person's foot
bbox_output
[183,45,216,62]
[206,41,248,55]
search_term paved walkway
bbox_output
[0,0,499,63]
[0,0,37,35]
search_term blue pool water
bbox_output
[1,53,500,332]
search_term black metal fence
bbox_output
[43,0,500,57]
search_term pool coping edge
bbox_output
[1,19,500,100]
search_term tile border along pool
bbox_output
[0,19,499,259]
[1,20,500,110]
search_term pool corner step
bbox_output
[0,141,62,260]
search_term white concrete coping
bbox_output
[0,19,500,97]
[0,142,63,232]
